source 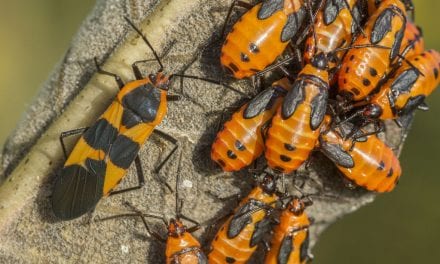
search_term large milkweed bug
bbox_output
[265,196,312,264]
[338,0,407,101]
[265,53,330,174]
[208,173,281,263]
[211,77,293,172]
[100,153,208,264]
[318,117,401,192]
[303,0,367,79]
[52,17,237,220]
[220,0,309,79]
[341,50,440,131]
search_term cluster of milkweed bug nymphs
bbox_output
[48,0,439,262]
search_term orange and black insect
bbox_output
[221,0,308,79]
[265,196,312,264]
[208,173,280,263]
[52,18,231,220]
[343,50,440,129]
[303,0,367,78]
[338,0,407,101]
[102,153,207,264]
[211,78,293,172]
[265,53,329,174]
[319,118,401,192]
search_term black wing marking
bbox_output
[227,201,255,238]
[83,118,119,153]
[281,7,307,42]
[399,95,426,116]
[282,80,306,119]
[390,68,419,94]
[309,87,328,130]
[52,159,106,220]
[299,230,311,262]
[390,24,405,61]
[108,134,140,169]
[323,0,346,25]
[243,88,276,119]
[371,9,394,44]
[319,138,355,168]
[258,0,284,19]
[250,217,273,247]
[278,234,294,264]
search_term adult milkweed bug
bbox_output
[221,0,309,79]
[265,53,329,174]
[319,117,401,192]
[341,50,440,131]
[208,173,281,263]
[338,0,407,101]
[265,196,312,264]
[303,0,366,79]
[52,17,236,220]
[211,77,293,172]
[100,153,208,264]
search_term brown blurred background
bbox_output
[0,0,438,263]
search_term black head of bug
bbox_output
[362,103,383,118]
[287,196,308,216]
[260,173,278,195]
[149,72,171,91]
[167,218,188,237]
[310,53,329,71]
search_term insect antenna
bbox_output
[124,16,164,72]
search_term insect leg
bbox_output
[94,57,125,89]
[220,0,253,40]
[109,156,146,196]
[59,127,89,160]
[153,129,179,174]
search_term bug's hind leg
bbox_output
[59,127,89,160]
[109,155,146,196]
[94,57,125,89]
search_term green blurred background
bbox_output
[0,0,438,263]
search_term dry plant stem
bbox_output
[0,0,410,263]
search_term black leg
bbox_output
[132,59,157,80]
[254,56,295,79]
[109,155,146,196]
[153,129,179,174]
[220,0,253,39]
[166,94,181,101]
[59,127,89,160]
[151,129,179,192]
[94,57,125,89]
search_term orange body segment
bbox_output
[304,0,358,76]
[221,0,306,79]
[265,199,311,264]
[265,63,329,173]
[208,179,279,264]
[338,0,407,100]
[371,50,440,119]
[211,78,292,171]
[319,126,402,192]
[166,220,206,264]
